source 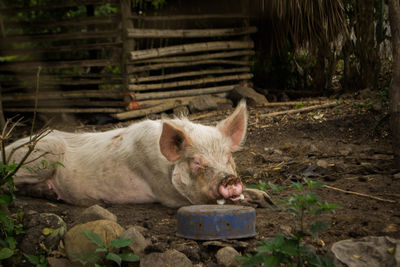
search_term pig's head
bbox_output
[159,100,247,205]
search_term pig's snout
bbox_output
[218,176,243,201]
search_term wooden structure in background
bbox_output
[0,0,255,119]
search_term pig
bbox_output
[7,100,272,208]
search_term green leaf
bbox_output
[119,252,139,262]
[309,221,330,238]
[24,253,39,264]
[42,227,54,235]
[109,238,132,248]
[304,178,324,189]
[239,254,265,267]
[6,236,16,249]
[106,252,122,266]
[81,229,105,248]
[0,194,12,204]
[95,247,107,253]
[0,247,14,260]
[291,182,303,191]
[263,255,280,266]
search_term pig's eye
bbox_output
[190,157,207,171]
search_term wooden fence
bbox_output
[0,0,255,119]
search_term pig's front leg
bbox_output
[240,188,274,208]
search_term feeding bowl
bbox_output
[176,205,256,240]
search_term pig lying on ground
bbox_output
[7,100,272,207]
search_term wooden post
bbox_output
[120,0,135,92]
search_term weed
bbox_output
[69,229,139,267]
[239,178,341,267]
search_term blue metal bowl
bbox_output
[176,205,256,240]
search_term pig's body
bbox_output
[7,101,272,207]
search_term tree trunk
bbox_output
[388,0,400,169]
[356,0,377,89]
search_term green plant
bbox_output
[239,178,341,267]
[24,253,48,267]
[70,229,139,267]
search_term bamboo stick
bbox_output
[113,100,182,120]
[0,42,122,56]
[4,15,119,28]
[133,50,254,64]
[130,40,254,60]
[3,107,124,113]
[130,67,250,83]
[129,73,253,91]
[259,102,338,118]
[133,85,235,101]
[0,59,119,71]
[126,27,257,38]
[128,59,251,73]
[3,30,119,43]
[2,90,124,101]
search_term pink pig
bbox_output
[7,100,272,207]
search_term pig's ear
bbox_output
[159,122,191,162]
[217,99,248,151]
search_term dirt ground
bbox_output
[9,97,400,265]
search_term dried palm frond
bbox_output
[262,0,347,51]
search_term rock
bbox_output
[228,85,268,106]
[79,205,117,223]
[20,213,67,255]
[331,236,400,267]
[189,95,218,113]
[215,246,241,267]
[64,220,124,264]
[47,257,72,267]
[120,226,150,257]
[253,154,267,164]
[316,159,329,169]
[140,249,193,267]
[170,240,201,262]
[173,106,190,117]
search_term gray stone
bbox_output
[188,95,218,113]
[120,226,150,258]
[228,85,268,106]
[79,204,117,223]
[173,106,190,117]
[170,240,201,262]
[140,249,193,267]
[215,246,241,267]
[65,220,124,264]
[47,257,72,267]
[331,236,400,267]
[316,159,329,169]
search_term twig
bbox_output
[259,102,338,118]
[30,66,41,140]
[324,185,397,203]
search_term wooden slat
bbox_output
[2,30,119,43]
[3,107,124,113]
[129,73,253,91]
[4,16,119,28]
[130,67,250,83]
[133,50,254,64]
[0,42,122,56]
[0,0,119,14]
[2,90,124,101]
[130,40,254,61]
[128,59,252,73]
[0,59,119,71]
[133,85,235,101]
[129,14,251,20]
[127,27,257,38]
